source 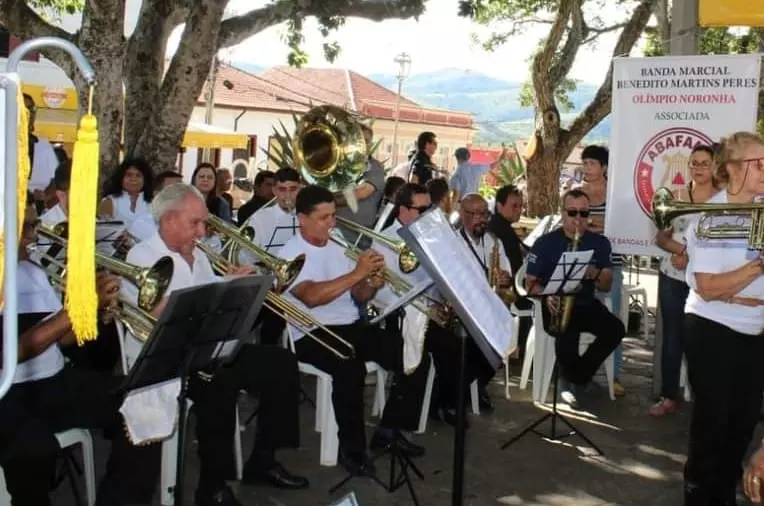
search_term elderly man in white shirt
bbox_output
[0,201,161,506]
[123,183,308,506]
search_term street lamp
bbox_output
[391,52,412,166]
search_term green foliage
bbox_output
[27,0,82,16]
[519,76,578,111]
[643,27,762,57]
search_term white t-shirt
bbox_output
[28,137,58,192]
[5,261,66,383]
[127,213,158,241]
[460,229,512,275]
[245,205,299,253]
[373,220,434,306]
[104,193,152,229]
[122,232,218,368]
[278,232,360,340]
[685,191,764,335]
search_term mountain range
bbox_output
[232,63,611,145]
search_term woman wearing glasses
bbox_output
[650,145,720,417]
[682,132,764,506]
[524,189,625,405]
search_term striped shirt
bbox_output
[590,201,624,267]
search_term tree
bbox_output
[1,0,426,180]
[462,0,658,215]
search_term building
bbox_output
[188,64,475,180]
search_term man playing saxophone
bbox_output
[122,183,308,506]
[524,188,624,408]
[278,184,430,477]
[457,193,512,412]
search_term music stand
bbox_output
[398,210,515,506]
[498,250,605,456]
[121,274,272,506]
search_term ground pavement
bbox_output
[52,271,761,505]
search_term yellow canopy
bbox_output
[699,0,764,26]
[23,84,249,150]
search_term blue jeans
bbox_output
[658,272,689,400]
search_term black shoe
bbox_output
[477,385,494,412]
[369,429,426,458]
[242,461,310,489]
[441,408,470,429]
[338,449,376,477]
[195,485,243,506]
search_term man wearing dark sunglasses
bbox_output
[524,189,625,406]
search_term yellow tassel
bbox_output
[66,111,99,345]
[0,90,32,310]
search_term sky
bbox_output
[166,0,634,85]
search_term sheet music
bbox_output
[96,221,126,255]
[541,250,594,295]
[369,278,434,325]
[403,209,514,357]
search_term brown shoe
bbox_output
[648,398,678,417]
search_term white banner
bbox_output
[605,54,761,256]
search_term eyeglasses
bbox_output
[689,161,712,169]
[463,210,489,218]
[565,209,590,218]
[736,157,764,169]
[406,204,431,214]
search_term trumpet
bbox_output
[36,222,174,311]
[651,187,764,249]
[195,241,355,360]
[335,216,419,273]
[205,214,305,291]
[113,297,157,343]
[330,233,451,327]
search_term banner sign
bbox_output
[605,54,761,256]
[699,0,764,27]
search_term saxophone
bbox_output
[550,228,581,333]
[489,234,516,306]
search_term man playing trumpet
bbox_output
[279,185,431,476]
[123,183,308,506]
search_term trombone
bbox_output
[206,214,304,291]
[335,216,420,273]
[651,187,764,249]
[330,232,451,327]
[36,222,174,311]
[195,241,355,360]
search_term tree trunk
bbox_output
[130,1,227,172]
[76,0,127,185]
[525,146,561,216]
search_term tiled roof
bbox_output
[201,64,473,129]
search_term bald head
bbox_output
[459,193,489,238]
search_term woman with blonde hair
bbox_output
[682,131,764,506]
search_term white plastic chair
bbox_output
[679,357,691,402]
[621,285,649,341]
[0,428,96,506]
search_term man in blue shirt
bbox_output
[448,146,507,203]
[525,189,625,390]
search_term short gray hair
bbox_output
[151,183,204,223]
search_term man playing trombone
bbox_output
[123,183,308,506]
[0,199,160,506]
[279,185,431,476]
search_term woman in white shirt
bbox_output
[650,145,720,417]
[99,157,154,226]
[682,132,764,506]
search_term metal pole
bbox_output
[652,0,698,398]
[203,55,218,164]
[0,37,96,400]
[392,77,403,166]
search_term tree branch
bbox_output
[581,21,629,44]
[0,0,77,74]
[559,0,659,156]
[548,1,584,90]
[218,0,425,49]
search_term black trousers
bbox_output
[542,298,625,385]
[255,306,286,347]
[684,314,764,506]
[188,344,300,488]
[425,320,496,410]
[61,320,121,374]
[514,296,533,361]
[294,322,430,454]
[0,366,160,506]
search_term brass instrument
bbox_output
[550,229,580,333]
[205,214,305,291]
[195,241,355,360]
[330,233,451,327]
[652,186,764,249]
[512,216,541,240]
[292,105,368,191]
[36,222,173,311]
[488,234,516,305]
[335,216,419,273]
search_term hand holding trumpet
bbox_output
[354,249,386,279]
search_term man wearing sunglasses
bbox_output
[524,189,625,404]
